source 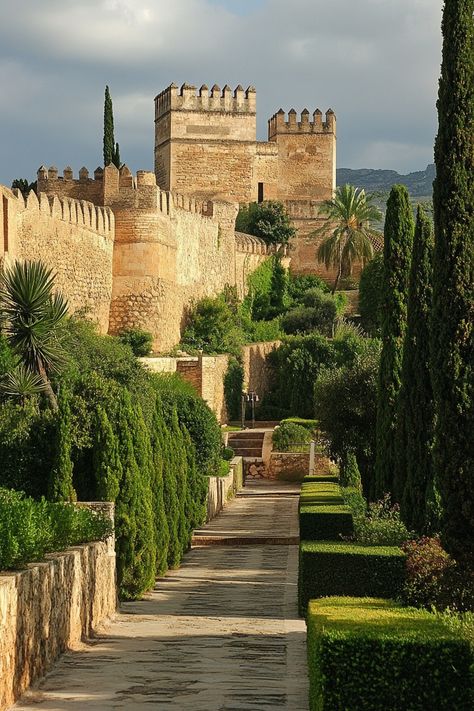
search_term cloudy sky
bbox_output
[0,0,443,185]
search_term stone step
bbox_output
[231,447,263,457]
[228,432,265,442]
[191,535,300,547]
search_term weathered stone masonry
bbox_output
[1,82,338,351]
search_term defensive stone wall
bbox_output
[0,536,116,711]
[0,185,114,332]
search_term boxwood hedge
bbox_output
[299,505,353,541]
[298,541,405,614]
[307,597,473,711]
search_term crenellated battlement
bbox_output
[155,82,256,119]
[235,232,288,256]
[2,184,114,239]
[268,108,336,139]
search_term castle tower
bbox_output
[266,107,336,202]
[154,83,257,202]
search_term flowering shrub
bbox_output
[353,494,413,546]
[401,536,474,612]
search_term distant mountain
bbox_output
[337,164,435,198]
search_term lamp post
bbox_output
[241,391,259,429]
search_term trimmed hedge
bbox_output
[304,475,340,485]
[298,541,406,615]
[299,505,353,542]
[307,597,473,711]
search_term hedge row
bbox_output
[298,541,406,615]
[307,597,473,711]
[0,487,111,570]
[304,474,340,485]
[299,480,352,542]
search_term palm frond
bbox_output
[0,364,47,399]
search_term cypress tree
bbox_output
[115,392,155,599]
[397,207,439,533]
[103,86,115,167]
[431,0,474,559]
[49,389,76,502]
[92,405,121,502]
[341,451,362,492]
[269,253,287,314]
[150,396,170,575]
[112,142,121,169]
[160,411,181,569]
[375,185,414,498]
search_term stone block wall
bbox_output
[0,186,114,333]
[0,538,116,711]
[268,452,310,481]
[206,456,243,521]
[241,340,281,395]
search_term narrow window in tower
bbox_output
[2,196,8,253]
[258,182,264,203]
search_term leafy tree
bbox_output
[268,253,288,314]
[396,207,439,533]
[236,201,296,246]
[48,389,76,502]
[224,357,244,421]
[375,186,414,498]
[0,261,68,410]
[314,184,382,293]
[92,405,121,502]
[431,0,474,560]
[118,328,153,357]
[314,343,381,498]
[181,296,236,353]
[359,253,384,336]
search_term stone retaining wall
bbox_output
[206,457,243,521]
[269,452,310,481]
[0,537,116,711]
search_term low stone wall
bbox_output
[0,537,116,711]
[206,456,243,521]
[269,452,310,481]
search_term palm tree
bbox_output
[0,260,68,410]
[314,184,382,294]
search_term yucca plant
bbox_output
[314,184,382,293]
[0,364,47,403]
[0,260,68,410]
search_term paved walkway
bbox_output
[14,482,308,711]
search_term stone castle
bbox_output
[0,83,337,351]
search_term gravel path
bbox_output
[13,482,308,710]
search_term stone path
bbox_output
[13,482,308,711]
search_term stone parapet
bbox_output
[0,536,116,711]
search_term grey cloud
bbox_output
[0,0,443,184]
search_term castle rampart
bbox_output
[0,186,114,332]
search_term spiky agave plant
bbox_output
[314,184,382,293]
[0,364,47,403]
[0,260,68,409]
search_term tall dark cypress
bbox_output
[112,142,121,169]
[103,86,115,167]
[397,207,439,533]
[431,0,474,560]
[375,185,414,498]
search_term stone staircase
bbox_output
[227,430,265,458]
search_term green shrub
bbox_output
[263,331,367,418]
[339,451,362,490]
[298,541,406,615]
[287,274,330,302]
[181,295,242,355]
[273,422,312,452]
[353,494,413,546]
[280,417,318,431]
[118,328,153,357]
[342,486,367,519]
[224,357,244,421]
[222,446,234,461]
[236,201,296,246]
[0,487,111,570]
[281,289,346,336]
[307,597,473,711]
[401,536,474,613]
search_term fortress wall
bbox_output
[109,182,239,351]
[0,187,114,332]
